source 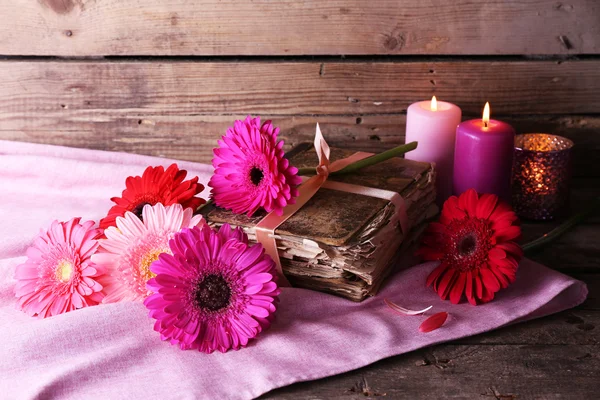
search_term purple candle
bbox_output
[453,103,515,200]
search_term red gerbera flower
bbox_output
[418,189,523,305]
[100,164,205,230]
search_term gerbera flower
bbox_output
[100,164,205,229]
[208,115,302,216]
[418,189,523,305]
[144,224,280,353]
[14,218,105,318]
[92,203,205,303]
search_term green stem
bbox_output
[196,198,213,212]
[523,197,599,254]
[296,141,418,177]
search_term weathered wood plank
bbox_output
[1,111,598,177]
[0,0,598,56]
[1,61,598,118]
[521,179,600,271]
[455,309,600,345]
[261,343,600,399]
[525,222,600,272]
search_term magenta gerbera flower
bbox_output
[144,224,280,353]
[14,218,105,318]
[208,116,302,216]
[92,203,205,303]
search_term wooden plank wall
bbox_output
[0,0,599,181]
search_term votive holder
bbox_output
[511,133,574,220]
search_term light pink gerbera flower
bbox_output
[14,218,105,318]
[92,203,205,303]
[144,224,280,353]
[208,115,302,216]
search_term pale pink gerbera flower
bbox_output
[14,218,105,318]
[92,203,205,303]
[144,224,280,353]
[208,115,302,216]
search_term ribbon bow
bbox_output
[255,124,409,286]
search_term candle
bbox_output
[453,103,515,200]
[512,133,573,220]
[405,96,462,204]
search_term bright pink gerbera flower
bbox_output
[418,189,523,305]
[144,224,280,353]
[208,116,302,216]
[14,218,105,318]
[92,203,205,303]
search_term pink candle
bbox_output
[453,103,515,201]
[405,96,462,204]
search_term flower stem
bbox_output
[523,197,599,254]
[296,141,418,177]
[196,198,213,213]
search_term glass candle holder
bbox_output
[511,134,574,220]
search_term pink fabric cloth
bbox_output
[0,140,588,400]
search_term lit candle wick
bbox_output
[482,102,490,128]
[431,95,438,112]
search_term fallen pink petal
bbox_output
[419,312,449,333]
[384,298,433,316]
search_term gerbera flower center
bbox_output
[445,217,494,272]
[458,234,477,255]
[132,202,152,220]
[55,260,73,282]
[249,167,264,186]
[195,274,231,312]
[139,249,163,282]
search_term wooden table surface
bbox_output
[262,180,600,399]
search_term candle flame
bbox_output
[482,102,490,127]
[431,95,438,111]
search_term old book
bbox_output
[201,143,437,301]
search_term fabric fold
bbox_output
[0,141,587,400]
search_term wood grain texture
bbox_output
[261,342,600,399]
[1,60,599,170]
[1,113,598,176]
[521,178,600,271]
[0,0,598,56]
[1,60,598,116]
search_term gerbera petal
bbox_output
[496,242,524,258]
[426,263,447,287]
[489,247,506,260]
[475,272,484,299]
[490,265,511,289]
[465,271,476,305]
[419,312,449,333]
[480,267,501,293]
[437,268,457,300]
[442,196,466,221]
[475,193,498,219]
[458,189,479,217]
[495,226,521,242]
[384,299,433,316]
[449,272,467,304]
